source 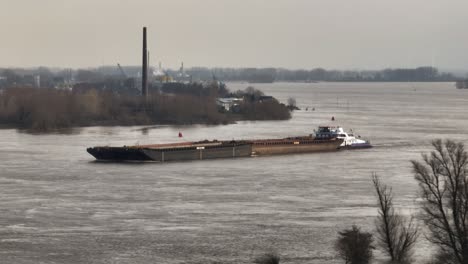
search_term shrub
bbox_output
[335,225,374,264]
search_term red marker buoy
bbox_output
[331,116,335,121]
[178,132,183,138]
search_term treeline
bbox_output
[159,82,229,97]
[188,66,456,82]
[0,87,222,130]
[187,67,277,83]
[0,86,290,131]
[0,66,459,91]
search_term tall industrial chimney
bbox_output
[142,27,148,97]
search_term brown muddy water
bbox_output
[1,82,467,263]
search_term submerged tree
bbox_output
[254,252,280,264]
[335,225,374,264]
[287,97,298,110]
[372,174,418,264]
[412,139,468,264]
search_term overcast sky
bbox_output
[1,0,468,70]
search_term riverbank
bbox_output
[0,87,291,132]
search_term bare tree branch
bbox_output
[372,174,418,263]
[412,140,468,264]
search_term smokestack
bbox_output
[142,27,148,97]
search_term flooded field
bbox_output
[1,82,467,263]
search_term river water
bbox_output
[0,82,467,264]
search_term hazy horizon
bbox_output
[2,0,468,71]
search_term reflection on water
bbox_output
[0,82,466,263]
[17,127,84,135]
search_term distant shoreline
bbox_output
[226,80,457,83]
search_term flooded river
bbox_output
[1,82,467,263]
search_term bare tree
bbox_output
[372,174,418,264]
[335,225,374,264]
[412,139,468,264]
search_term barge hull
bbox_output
[141,144,252,162]
[252,139,342,156]
[87,147,152,161]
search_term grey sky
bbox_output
[1,0,468,70]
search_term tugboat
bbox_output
[315,125,372,149]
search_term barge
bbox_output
[87,140,252,162]
[87,125,355,162]
[88,137,342,162]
